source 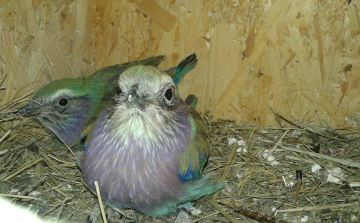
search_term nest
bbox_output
[0,93,359,223]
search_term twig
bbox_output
[220,142,238,181]
[0,194,39,200]
[270,108,359,142]
[1,159,44,181]
[57,196,68,221]
[209,199,241,223]
[0,130,11,144]
[193,211,221,222]
[279,145,360,168]
[13,178,46,201]
[47,154,77,166]
[266,129,289,158]
[277,203,356,212]
[0,91,34,111]
[40,196,74,217]
[0,117,14,122]
[95,181,107,223]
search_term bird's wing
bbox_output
[178,95,210,181]
[77,121,96,169]
[79,122,96,152]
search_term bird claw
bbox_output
[174,202,194,223]
[174,209,193,223]
[177,202,193,214]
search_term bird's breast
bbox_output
[83,133,183,211]
[82,113,192,212]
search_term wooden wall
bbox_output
[1,0,359,126]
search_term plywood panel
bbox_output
[1,0,359,127]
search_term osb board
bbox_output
[0,0,360,127]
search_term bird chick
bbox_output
[15,54,197,146]
[80,65,223,217]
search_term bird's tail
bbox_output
[180,174,225,203]
[166,53,198,86]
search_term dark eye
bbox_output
[58,98,68,106]
[117,86,123,95]
[165,88,173,101]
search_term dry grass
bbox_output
[0,93,359,223]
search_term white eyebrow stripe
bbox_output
[49,89,75,101]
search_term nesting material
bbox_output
[1,92,359,223]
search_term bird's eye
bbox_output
[117,86,123,95]
[165,88,173,101]
[58,98,68,106]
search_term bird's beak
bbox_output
[126,87,147,111]
[13,102,42,116]
[127,88,137,103]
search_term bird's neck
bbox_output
[38,96,91,145]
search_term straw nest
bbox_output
[0,90,359,223]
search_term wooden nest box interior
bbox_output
[0,0,359,127]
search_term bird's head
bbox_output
[107,65,190,141]
[15,77,98,144]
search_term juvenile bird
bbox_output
[80,65,224,217]
[15,54,197,146]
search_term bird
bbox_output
[79,64,224,217]
[14,54,198,146]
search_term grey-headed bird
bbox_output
[80,65,224,217]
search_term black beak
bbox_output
[126,85,147,111]
[13,103,42,116]
[127,87,138,103]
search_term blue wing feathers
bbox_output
[178,153,208,181]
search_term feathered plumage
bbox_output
[14,54,197,146]
[80,65,224,217]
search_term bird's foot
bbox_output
[177,202,193,213]
[174,209,193,223]
[174,202,194,223]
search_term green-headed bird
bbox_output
[15,54,197,146]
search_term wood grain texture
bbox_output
[1,0,359,127]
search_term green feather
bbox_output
[179,94,209,180]
[165,53,197,86]
[148,174,225,217]
[16,54,199,148]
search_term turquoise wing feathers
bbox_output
[178,94,210,181]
